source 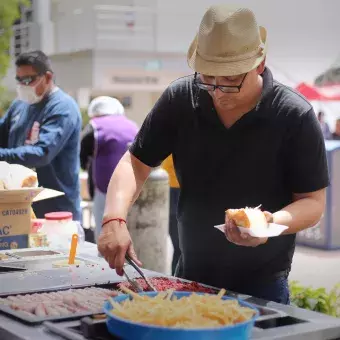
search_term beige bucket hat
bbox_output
[187,5,267,76]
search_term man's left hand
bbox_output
[224,211,273,247]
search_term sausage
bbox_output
[89,296,105,303]
[82,301,101,313]
[17,303,37,314]
[7,296,24,303]
[22,295,35,302]
[89,298,105,308]
[53,305,72,316]
[45,305,61,317]
[73,290,89,299]
[15,295,25,301]
[55,291,68,301]
[93,287,117,297]
[73,299,91,311]
[35,303,47,317]
[40,293,54,302]
[64,305,79,313]
[62,295,78,307]
[4,287,121,319]
[48,292,63,301]
[31,293,44,302]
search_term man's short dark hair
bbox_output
[15,50,53,75]
[318,111,324,119]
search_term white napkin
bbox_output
[214,223,288,238]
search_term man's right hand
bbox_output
[97,220,142,276]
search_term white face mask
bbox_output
[16,82,44,104]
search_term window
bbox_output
[12,0,33,57]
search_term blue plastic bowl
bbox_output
[103,291,259,340]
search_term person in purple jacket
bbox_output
[80,96,138,241]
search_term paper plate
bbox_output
[214,223,288,238]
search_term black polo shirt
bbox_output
[130,68,329,289]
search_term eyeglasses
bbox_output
[194,72,248,93]
[15,75,41,86]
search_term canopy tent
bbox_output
[315,65,340,86]
[296,83,340,101]
[295,83,340,131]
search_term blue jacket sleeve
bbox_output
[0,105,13,148]
[0,102,79,168]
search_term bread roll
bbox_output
[226,207,268,229]
[0,161,11,189]
[8,164,38,189]
[0,162,38,189]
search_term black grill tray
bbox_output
[0,279,283,325]
[0,282,119,325]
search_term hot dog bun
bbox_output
[226,207,268,229]
[0,162,38,189]
[9,164,38,189]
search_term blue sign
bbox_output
[0,235,28,250]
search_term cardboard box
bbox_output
[0,188,64,250]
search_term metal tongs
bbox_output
[125,254,157,292]
[122,269,143,293]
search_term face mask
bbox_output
[16,81,44,104]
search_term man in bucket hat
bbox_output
[98,5,328,304]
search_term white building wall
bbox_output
[49,51,94,95]
[3,0,340,110]
[52,0,95,54]
[91,50,188,124]
[52,0,157,54]
[155,0,339,84]
[31,0,54,54]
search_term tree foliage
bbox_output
[0,0,29,78]
[0,0,29,113]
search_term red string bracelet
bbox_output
[102,218,126,228]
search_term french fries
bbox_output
[109,289,255,329]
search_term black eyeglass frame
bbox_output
[15,73,45,86]
[194,72,248,93]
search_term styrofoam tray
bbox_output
[214,223,288,238]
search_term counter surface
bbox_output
[0,243,340,340]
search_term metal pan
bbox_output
[43,317,121,340]
[0,265,27,273]
[43,321,85,340]
[0,276,284,325]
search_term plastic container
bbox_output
[104,292,259,340]
[45,212,73,222]
[39,212,84,248]
[29,233,48,248]
[29,219,48,248]
[31,219,44,233]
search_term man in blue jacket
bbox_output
[0,50,82,220]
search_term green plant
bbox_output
[0,0,30,97]
[0,95,13,117]
[289,281,340,317]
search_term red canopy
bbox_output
[296,83,340,101]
